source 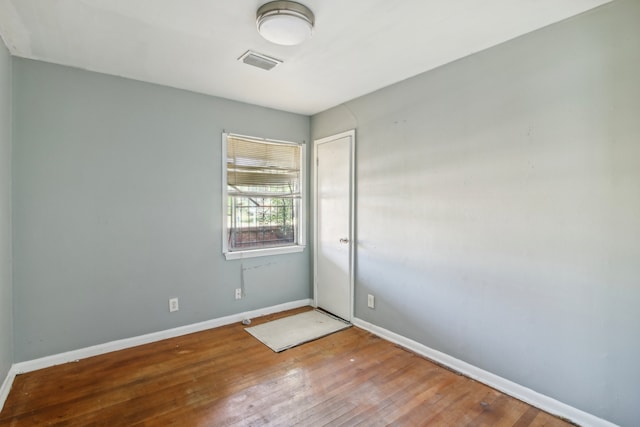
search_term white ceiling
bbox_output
[0,0,610,115]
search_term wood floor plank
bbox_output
[0,307,575,426]
[141,327,395,426]
[465,393,531,427]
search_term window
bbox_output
[222,133,305,259]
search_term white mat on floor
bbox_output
[245,310,351,352]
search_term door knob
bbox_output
[339,238,349,244]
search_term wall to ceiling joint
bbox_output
[312,1,640,425]
[11,58,312,362]
[1,1,639,426]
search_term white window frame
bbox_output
[222,132,306,260]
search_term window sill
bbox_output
[224,245,305,260]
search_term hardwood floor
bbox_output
[0,307,573,426]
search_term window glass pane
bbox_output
[225,135,302,253]
[227,196,296,249]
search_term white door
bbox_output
[314,130,355,321]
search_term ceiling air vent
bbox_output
[238,50,283,71]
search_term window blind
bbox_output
[227,136,301,196]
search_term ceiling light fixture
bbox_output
[256,1,315,46]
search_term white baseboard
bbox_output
[0,298,312,412]
[2,301,615,427]
[352,317,618,427]
[0,365,17,412]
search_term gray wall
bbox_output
[312,1,639,426]
[0,40,13,382]
[12,58,311,362]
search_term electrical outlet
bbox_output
[235,288,242,300]
[367,294,375,309]
[169,297,179,312]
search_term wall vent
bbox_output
[238,50,283,71]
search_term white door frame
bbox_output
[313,129,356,321]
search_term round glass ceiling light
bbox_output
[256,1,315,46]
